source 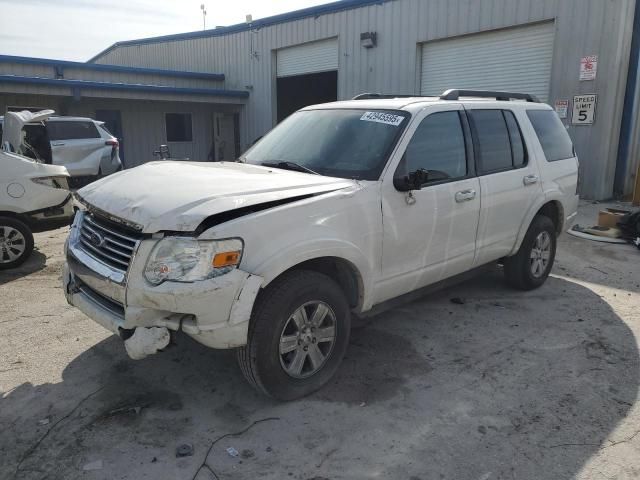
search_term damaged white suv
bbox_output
[64,90,579,400]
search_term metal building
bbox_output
[0,56,247,166]
[2,0,639,200]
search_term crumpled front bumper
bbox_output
[63,236,263,353]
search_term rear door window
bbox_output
[469,109,528,174]
[469,110,513,173]
[47,121,100,141]
[526,110,574,161]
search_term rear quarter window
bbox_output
[526,110,574,162]
[47,121,100,141]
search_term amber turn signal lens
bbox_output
[212,251,241,268]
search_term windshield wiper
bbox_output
[261,161,319,175]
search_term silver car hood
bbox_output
[77,161,356,233]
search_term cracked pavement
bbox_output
[1,201,639,480]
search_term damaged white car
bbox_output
[1,110,73,269]
[64,90,579,400]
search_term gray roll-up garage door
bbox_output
[277,38,339,78]
[420,22,555,102]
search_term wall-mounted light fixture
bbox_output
[360,32,377,49]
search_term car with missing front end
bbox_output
[63,90,579,400]
[1,110,73,269]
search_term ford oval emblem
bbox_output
[88,231,105,248]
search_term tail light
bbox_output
[105,139,119,148]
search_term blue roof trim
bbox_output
[0,54,224,81]
[88,0,392,62]
[0,75,249,99]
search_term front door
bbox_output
[376,105,481,304]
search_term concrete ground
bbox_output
[1,201,639,480]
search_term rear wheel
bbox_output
[237,270,351,400]
[504,215,556,290]
[0,217,34,270]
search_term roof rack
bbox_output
[352,93,418,100]
[352,90,540,103]
[439,89,540,103]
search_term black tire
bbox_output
[504,215,556,290]
[237,270,351,400]
[0,217,34,270]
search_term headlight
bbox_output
[144,237,243,285]
[31,176,69,189]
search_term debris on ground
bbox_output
[176,444,194,458]
[567,225,628,244]
[241,449,255,459]
[37,418,50,426]
[226,447,239,457]
[107,405,143,417]
[82,460,103,471]
[450,297,466,305]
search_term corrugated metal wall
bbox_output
[91,0,636,199]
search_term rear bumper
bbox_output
[63,234,263,351]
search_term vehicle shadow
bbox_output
[2,270,638,480]
[0,250,47,286]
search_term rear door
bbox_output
[466,107,543,266]
[47,120,104,176]
[377,104,480,303]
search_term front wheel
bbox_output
[504,215,556,290]
[237,270,351,400]
[0,217,34,270]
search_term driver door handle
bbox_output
[523,174,539,186]
[455,189,476,203]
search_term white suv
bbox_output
[63,90,579,400]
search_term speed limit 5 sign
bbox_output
[572,94,597,125]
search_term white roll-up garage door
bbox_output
[277,38,339,78]
[420,22,555,102]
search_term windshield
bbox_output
[243,109,410,180]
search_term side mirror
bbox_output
[394,168,429,192]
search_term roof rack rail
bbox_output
[352,93,418,100]
[439,89,540,103]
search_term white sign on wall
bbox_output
[572,94,597,125]
[554,100,569,119]
[580,55,598,81]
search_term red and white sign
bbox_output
[580,55,598,81]
[554,100,569,119]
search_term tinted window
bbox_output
[470,110,513,173]
[404,111,467,181]
[526,110,574,161]
[166,113,193,142]
[47,121,100,140]
[504,111,526,167]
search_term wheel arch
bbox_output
[0,211,30,225]
[258,255,367,313]
[511,198,565,255]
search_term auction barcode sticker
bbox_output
[360,111,404,126]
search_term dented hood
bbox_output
[77,161,355,233]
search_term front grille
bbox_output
[78,212,142,273]
[77,278,125,318]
